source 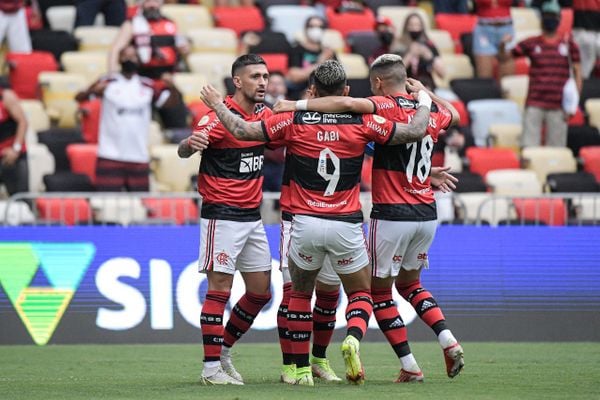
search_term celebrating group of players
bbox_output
[178,52,465,386]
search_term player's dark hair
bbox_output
[370,54,407,84]
[312,60,347,97]
[231,54,267,77]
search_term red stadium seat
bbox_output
[66,143,98,184]
[513,57,529,75]
[568,107,585,126]
[513,198,567,226]
[579,146,600,182]
[7,51,58,99]
[36,198,92,225]
[142,198,199,225]
[78,98,102,144]
[449,99,469,127]
[435,13,478,53]
[557,8,573,37]
[213,7,265,36]
[325,7,376,38]
[466,147,520,177]
[259,53,289,74]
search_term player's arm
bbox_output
[273,96,375,114]
[387,91,432,145]
[200,84,266,142]
[1,89,27,166]
[406,78,460,127]
[177,132,209,158]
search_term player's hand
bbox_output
[406,78,426,94]
[273,99,296,113]
[187,132,209,152]
[0,147,19,166]
[91,80,109,96]
[430,166,458,193]
[200,84,223,110]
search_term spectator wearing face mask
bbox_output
[286,16,336,99]
[499,0,582,147]
[368,16,395,65]
[391,12,444,90]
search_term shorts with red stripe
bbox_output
[199,218,272,274]
[95,157,149,192]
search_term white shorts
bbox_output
[280,219,341,286]
[369,219,437,278]
[199,218,272,274]
[288,215,369,276]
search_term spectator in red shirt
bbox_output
[499,1,582,147]
[472,0,514,78]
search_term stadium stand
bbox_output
[7,51,58,100]
[66,143,98,185]
[450,78,502,104]
[30,30,79,63]
[466,147,520,177]
[585,99,600,130]
[74,26,120,52]
[213,6,265,36]
[188,28,238,53]
[347,31,381,62]
[160,4,213,34]
[378,6,430,31]
[580,146,600,182]
[46,5,76,33]
[468,99,521,146]
[325,6,376,38]
[38,72,87,128]
[521,147,578,184]
[546,172,599,193]
[43,171,94,192]
[513,198,567,226]
[566,126,600,157]
[265,5,318,44]
[485,169,542,196]
[488,123,522,152]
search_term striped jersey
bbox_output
[369,94,452,221]
[196,96,271,221]
[262,110,396,222]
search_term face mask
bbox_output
[306,27,324,43]
[143,8,161,21]
[542,17,560,33]
[379,31,394,46]
[120,60,139,74]
[408,31,423,41]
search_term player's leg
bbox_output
[277,219,295,383]
[370,219,423,382]
[394,220,464,378]
[221,221,273,382]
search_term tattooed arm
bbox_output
[200,84,266,142]
[387,103,431,145]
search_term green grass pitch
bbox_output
[1,342,599,399]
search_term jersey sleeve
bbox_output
[363,113,396,145]
[511,37,532,58]
[433,102,453,132]
[261,112,294,143]
[368,95,397,120]
[193,111,223,144]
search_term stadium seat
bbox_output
[347,31,382,62]
[337,53,369,79]
[485,169,542,196]
[566,126,600,157]
[428,29,455,54]
[38,72,88,128]
[36,198,92,226]
[455,193,516,225]
[37,128,84,171]
[466,147,520,177]
[325,6,376,38]
[213,6,265,36]
[364,0,404,12]
[510,7,541,32]
[266,5,319,44]
[77,98,102,144]
[173,73,208,104]
[161,4,213,34]
[585,99,600,130]
[348,78,372,98]
[434,13,477,52]
[571,197,600,221]
[66,143,98,184]
[568,107,586,126]
[186,53,237,95]
[467,99,522,146]
[256,0,302,13]
[247,31,293,55]
[90,197,148,226]
[546,172,598,193]
[258,53,289,74]
[26,143,55,192]
[46,5,76,33]
[148,121,165,148]
[488,123,522,152]
[579,78,600,109]
[449,100,469,127]
[378,6,430,31]
[20,100,50,134]
[0,200,36,226]
[187,28,238,54]
[295,29,346,54]
[433,54,473,88]
[521,146,578,184]
[450,78,502,104]
[61,52,108,85]
[30,29,79,64]
[7,51,59,100]
[453,172,487,193]
[513,198,566,226]
[150,144,201,192]
[43,171,94,192]
[579,146,600,181]
[500,74,529,109]
[142,198,199,225]
[513,29,541,44]
[74,26,120,52]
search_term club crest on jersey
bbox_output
[197,115,210,126]
[302,112,321,124]
[373,115,387,124]
[239,153,264,173]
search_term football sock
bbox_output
[201,290,230,362]
[223,291,271,348]
[312,289,339,358]
[438,329,458,349]
[278,282,293,365]
[396,279,448,335]
[345,291,373,341]
[372,287,412,359]
[287,290,313,368]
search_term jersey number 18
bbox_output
[405,136,433,184]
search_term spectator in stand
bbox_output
[75,0,126,27]
[499,1,582,147]
[76,45,187,192]
[472,0,514,78]
[264,71,287,108]
[286,16,336,99]
[571,0,600,79]
[214,0,255,5]
[368,16,395,65]
[263,72,287,193]
[0,0,32,52]
[433,0,468,14]
[0,88,28,196]
[391,13,444,90]
[109,0,190,130]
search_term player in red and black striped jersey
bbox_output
[201,59,433,385]
[178,55,272,386]
[273,54,464,382]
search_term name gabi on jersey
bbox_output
[239,153,264,173]
[317,130,340,141]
